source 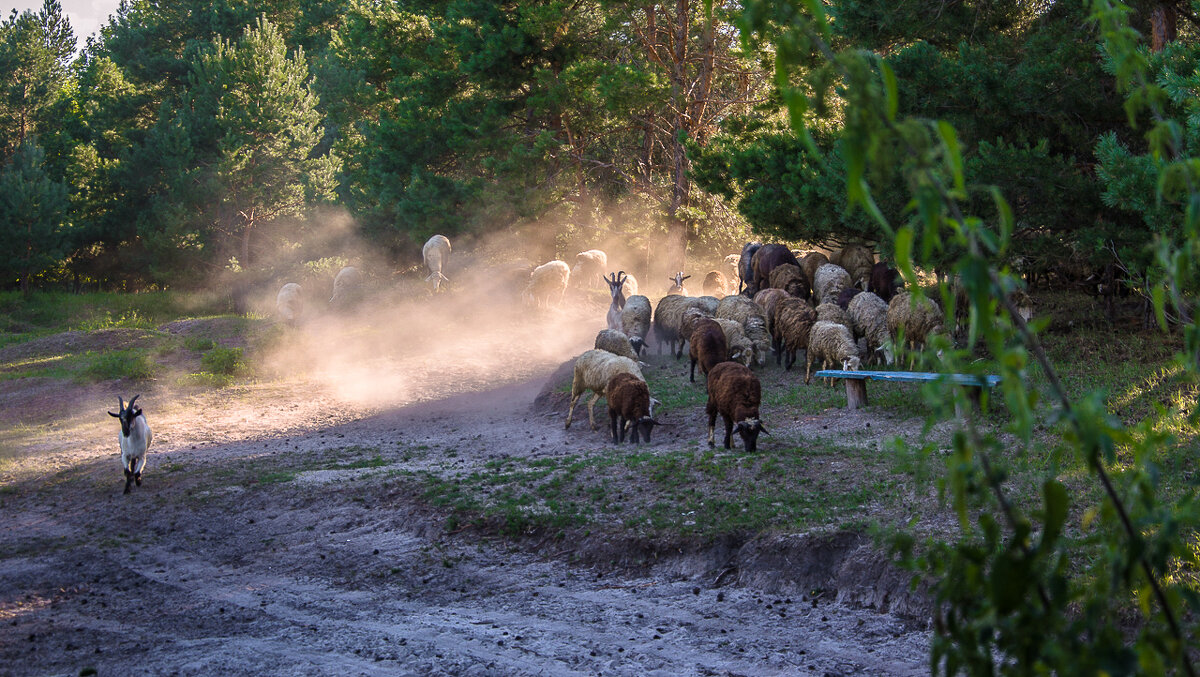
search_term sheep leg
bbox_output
[587,393,601,431]
[689,357,698,383]
[723,416,734,449]
[123,467,133,494]
[707,410,717,447]
[610,412,621,443]
[804,353,813,385]
[565,390,582,429]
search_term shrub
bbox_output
[201,347,246,375]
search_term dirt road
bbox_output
[0,306,932,675]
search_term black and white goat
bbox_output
[109,395,152,495]
[604,271,629,331]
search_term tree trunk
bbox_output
[1151,4,1177,52]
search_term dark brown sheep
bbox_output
[705,362,768,452]
[773,297,818,370]
[606,372,658,444]
[835,286,862,310]
[767,263,810,300]
[689,317,729,383]
[800,252,829,289]
[749,244,801,297]
[753,287,789,356]
[867,262,903,302]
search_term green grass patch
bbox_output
[184,336,216,352]
[80,349,156,382]
[200,346,246,375]
[0,291,227,346]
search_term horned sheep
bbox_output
[422,235,452,292]
[604,271,630,331]
[813,263,852,305]
[621,295,652,355]
[805,320,862,385]
[705,362,768,452]
[666,271,692,296]
[565,349,645,431]
[109,395,152,495]
[523,260,571,308]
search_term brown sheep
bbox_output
[767,263,810,300]
[867,262,903,302]
[653,295,706,357]
[705,362,768,452]
[830,244,875,289]
[702,270,728,298]
[773,297,818,370]
[800,252,830,289]
[737,242,763,294]
[835,286,862,310]
[887,291,945,368]
[753,287,790,355]
[689,317,729,383]
[606,372,659,444]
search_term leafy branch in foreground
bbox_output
[738,0,1200,672]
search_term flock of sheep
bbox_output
[560,240,1035,452]
[115,234,1035,493]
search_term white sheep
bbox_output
[653,295,706,357]
[329,266,363,306]
[275,282,303,325]
[565,349,645,431]
[572,249,608,288]
[813,263,852,305]
[109,395,152,495]
[523,260,571,308]
[723,254,741,290]
[846,290,893,365]
[805,320,862,385]
[815,302,851,329]
[713,317,755,367]
[621,295,652,355]
[715,295,770,366]
[594,328,640,362]
[423,235,452,291]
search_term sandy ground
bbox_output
[0,300,934,676]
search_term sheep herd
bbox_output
[561,240,996,453]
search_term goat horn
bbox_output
[128,394,140,409]
[117,396,125,410]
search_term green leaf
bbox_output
[880,60,898,122]
[1041,480,1068,550]
[936,121,965,196]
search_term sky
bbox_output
[5,0,123,52]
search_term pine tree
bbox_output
[0,0,76,160]
[0,140,69,292]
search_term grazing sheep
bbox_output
[835,287,862,310]
[816,302,851,329]
[423,235,452,291]
[813,263,852,305]
[705,362,768,452]
[703,270,728,298]
[695,295,720,315]
[867,262,904,302]
[805,320,863,385]
[847,291,893,365]
[773,297,818,370]
[595,328,639,362]
[572,249,608,288]
[753,287,789,342]
[767,263,810,300]
[887,291,945,368]
[713,317,755,367]
[109,395,152,495]
[275,282,303,325]
[621,295,652,355]
[830,244,875,289]
[951,279,1034,347]
[680,307,715,349]
[329,266,363,306]
[605,271,630,330]
[653,295,706,357]
[565,349,645,431]
[689,317,729,382]
[716,295,770,366]
[737,242,763,294]
[800,252,830,289]
[666,271,692,296]
[723,254,742,290]
[523,260,571,308]
[606,372,659,444]
[750,244,802,297]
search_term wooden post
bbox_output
[845,378,867,409]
